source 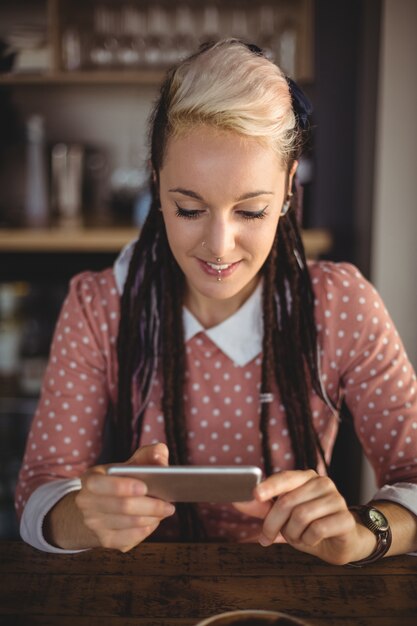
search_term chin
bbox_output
[193,279,248,302]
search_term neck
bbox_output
[184,276,260,328]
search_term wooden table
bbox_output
[0,541,416,626]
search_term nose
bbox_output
[203,216,236,259]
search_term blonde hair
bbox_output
[166,39,298,164]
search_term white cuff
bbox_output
[373,482,417,516]
[20,478,87,554]
[372,482,417,556]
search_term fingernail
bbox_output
[133,482,147,496]
[154,453,168,464]
[256,487,267,500]
[259,534,272,547]
[164,504,176,516]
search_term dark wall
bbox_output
[313,0,381,273]
[313,0,382,503]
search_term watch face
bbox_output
[368,508,389,531]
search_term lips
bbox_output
[206,262,232,270]
[198,259,241,278]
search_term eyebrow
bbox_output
[168,187,274,201]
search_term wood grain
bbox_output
[0,542,416,626]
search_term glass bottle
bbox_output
[117,5,146,68]
[144,4,171,68]
[24,114,49,228]
[169,5,197,65]
[62,28,83,71]
[89,4,120,69]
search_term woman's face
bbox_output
[159,125,295,324]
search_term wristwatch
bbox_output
[348,504,392,566]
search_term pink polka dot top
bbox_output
[15,261,417,542]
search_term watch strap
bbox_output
[348,505,392,567]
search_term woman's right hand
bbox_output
[75,442,176,552]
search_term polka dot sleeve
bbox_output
[15,269,120,519]
[311,262,417,488]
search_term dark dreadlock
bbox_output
[116,40,329,540]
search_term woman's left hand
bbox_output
[233,470,376,565]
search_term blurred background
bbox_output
[0,0,416,539]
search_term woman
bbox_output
[16,40,417,564]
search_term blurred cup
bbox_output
[194,609,310,626]
[51,143,84,227]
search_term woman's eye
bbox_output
[238,207,268,220]
[174,204,268,220]
[175,205,202,219]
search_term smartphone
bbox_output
[106,465,262,503]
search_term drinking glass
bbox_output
[195,609,310,626]
[89,4,120,68]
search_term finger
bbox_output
[83,473,148,498]
[273,475,338,530]
[300,510,356,549]
[118,523,160,553]
[258,476,337,546]
[86,513,165,532]
[81,493,176,518]
[232,499,273,520]
[99,523,159,552]
[280,492,346,545]
[127,442,169,467]
[255,469,318,502]
[84,443,170,496]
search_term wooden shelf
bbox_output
[300,228,333,259]
[0,227,332,257]
[0,0,314,86]
[0,227,139,253]
[0,70,165,86]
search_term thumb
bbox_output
[127,442,169,467]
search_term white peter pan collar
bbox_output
[182,288,263,366]
[113,239,263,367]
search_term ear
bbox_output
[288,160,298,194]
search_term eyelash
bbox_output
[175,206,201,219]
[240,209,267,221]
[174,205,268,220]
